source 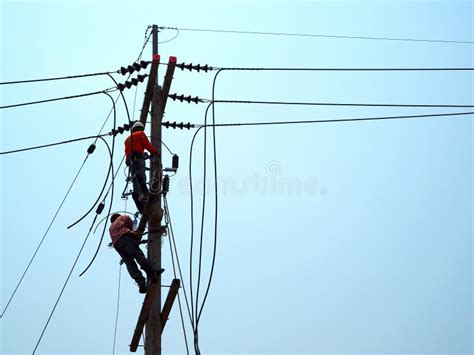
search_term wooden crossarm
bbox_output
[130,282,159,352]
[139,54,160,126]
[160,279,180,334]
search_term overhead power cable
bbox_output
[176,96,474,108]
[0,155,89,319]
[193,104,211,353]
[211,99,474,108]
[161,62,474,72]
[197,111,474,128]
[33,91,115,349]
[0,71,118,86]
[112,264,122,355]
[215,66,474,72]
[164,196,192,354]
[78,92,117,277]
[32,194,112,354]
[165,196,194,324]
[132,28,153,121]
[0,89,113,110]
[67,136,113,231]
[159,26,474,45]
[193,80,220,354]
[66,74,130,230]
[0,134,108,156]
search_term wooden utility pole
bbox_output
[146,24,163,355]
[130,25,177,354]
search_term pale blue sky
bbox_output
[0,0,472,354]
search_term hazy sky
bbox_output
[1,0,472,354]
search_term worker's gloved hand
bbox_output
[133,231,142,242]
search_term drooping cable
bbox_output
[66,135,113,229]
[78,92,117,277]
[164,197,191,355]
[106,73,131,125]
[1,25,150,321]
[188,130,197,329]
[193,71,223,352]
[112,263,122,355]
[158,28,180,44]
[0,154,89,318]
[196,74,221,327]
[159,26,474,45]
[192,104,214,353]
[67,76,130,229]
[148,135,176,155]
[164,197,194,323]
[32,197,110,354]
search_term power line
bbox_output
[197,111,474,128]
[194,103,210,345]
[164,197,191,354]
[149,135,175,155]
[213,66,474,71]
[162,62,474,72]
[195,92,219,343]
[0,71,118,86]
[66,78,126,230]
[0,155,89,319]
[78,92,117,277]
[0,89,113,110]
[158,28,180,44]
[66,136,113,230]
[207,99,474,108]
[112,263,122,355]
[0,134,108,156]
[33,101,115,348]
[164,196,194,324]
[32,202,109,354]
[159,26,474,45]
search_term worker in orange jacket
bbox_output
[125,122,159,213]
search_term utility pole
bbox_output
[146,24,162,355]
[130,25,177,354]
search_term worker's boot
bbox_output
[138,282,147,294]
[149,268,165,283]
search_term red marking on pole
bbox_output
[153,54,160,61]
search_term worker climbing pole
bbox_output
[124,121,159,213]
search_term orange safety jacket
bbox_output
[125,131,158,159]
